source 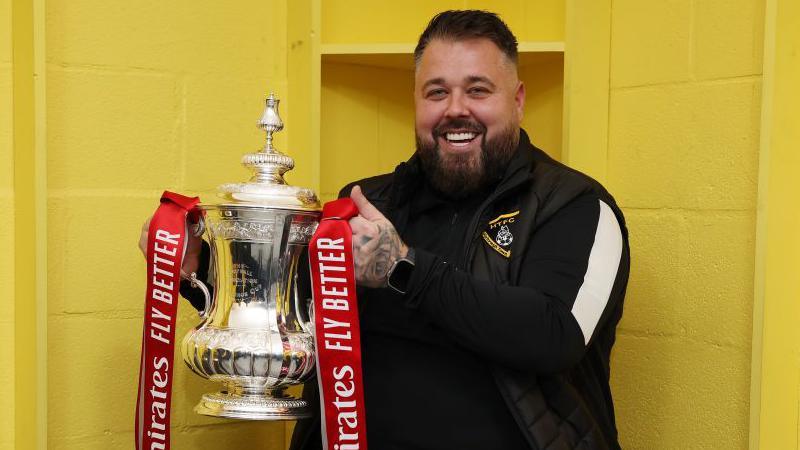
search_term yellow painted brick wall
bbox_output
[0,0,15,447]
[607,0,764,448]
[45,1,294,448]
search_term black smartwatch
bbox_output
[387,248,416,294]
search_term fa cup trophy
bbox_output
[180,92,321,420]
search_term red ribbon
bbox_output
[309,198,369,450]
[135,191,200,450]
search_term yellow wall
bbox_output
[603,0,764,448]
[8,1,796,449]
[44,0,293,448]
[320,62,416,200]
[1,0,15,447]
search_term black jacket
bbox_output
[291,130,630,449]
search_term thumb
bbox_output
[350,185,384,221]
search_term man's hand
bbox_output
[349,185,409,288]
[138,216,203,277]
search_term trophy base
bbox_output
[195,390,311,421]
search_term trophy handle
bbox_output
[185,216,213,319]
[187,272,212,319]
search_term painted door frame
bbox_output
[749,0,800,447]
[11,0,48,448]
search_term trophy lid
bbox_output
[216,92,321,211]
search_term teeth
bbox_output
[446,132,476,141]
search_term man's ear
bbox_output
[515,80,526,121]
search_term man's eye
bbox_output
[468,87,490,96]
[426,89,447,99]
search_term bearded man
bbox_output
[290,10,630,450]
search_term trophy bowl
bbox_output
[180,93,321,420]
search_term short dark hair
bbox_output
[414,10,518,66]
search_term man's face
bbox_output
[414,37,525,198]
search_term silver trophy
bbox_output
[181,93,321,420]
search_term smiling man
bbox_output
[288,10,631,450]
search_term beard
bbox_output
[415,118,519,199]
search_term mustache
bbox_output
[432,119,486,137]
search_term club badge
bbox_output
[482,210,519,258]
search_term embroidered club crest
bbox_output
[481,210,519,258]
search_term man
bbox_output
[143,10,629,450]
[293,10,629,450]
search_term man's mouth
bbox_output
[441,131,480,148]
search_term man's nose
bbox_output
[444,92,469,118]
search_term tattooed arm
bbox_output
[348,185,409,288]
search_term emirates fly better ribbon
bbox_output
[309,198,369,450]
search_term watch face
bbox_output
[388,258,415,294]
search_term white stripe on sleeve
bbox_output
[571,200,624,345]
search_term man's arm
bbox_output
[410,195,627,374]
[349,188,627,374]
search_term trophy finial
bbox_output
[216,91,320,209]
[241,92,294,185]
[259,92,284,153]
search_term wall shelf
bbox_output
[321,43,417,55]
[322,41,564,55]
[321,41,565,71]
